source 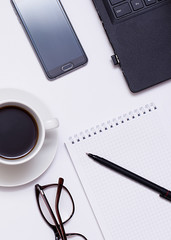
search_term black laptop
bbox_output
[92,0,171,92]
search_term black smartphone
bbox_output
[11,0,88,79]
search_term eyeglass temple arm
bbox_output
[36,185,63,240]
[55,178,67,240]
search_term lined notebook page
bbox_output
[65,103,171,240]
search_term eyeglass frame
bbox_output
[35,177,87,240]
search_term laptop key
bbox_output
[144,0,156,5]
[113,3,132,18]
[110,0,125,5]
[131,0,144,10]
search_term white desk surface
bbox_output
[1,0,171,239]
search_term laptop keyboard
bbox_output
[109,0,166,18]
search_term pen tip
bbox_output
[86,153,94,158]
[86,153,92,157]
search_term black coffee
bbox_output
[0,106,38,160]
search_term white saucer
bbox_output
[0,88,58,187]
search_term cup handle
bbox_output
[44,118,59,131]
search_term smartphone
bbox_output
[11,0,88,79]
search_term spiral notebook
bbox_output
[65,103,171,240]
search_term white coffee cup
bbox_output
[0,100,59,165]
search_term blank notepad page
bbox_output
[65,103,171,240]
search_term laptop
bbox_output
[92,0,171,92]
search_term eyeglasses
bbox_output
[35,178,87,240]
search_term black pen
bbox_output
[86,153,171,202]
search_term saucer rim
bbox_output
[0,88,58,187]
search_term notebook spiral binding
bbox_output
[69,103,157,145]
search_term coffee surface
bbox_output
[0,106,38,159]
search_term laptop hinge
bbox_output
[111,54,120,65]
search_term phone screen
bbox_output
[12,0,87,79]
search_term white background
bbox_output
[0,0,171,239]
